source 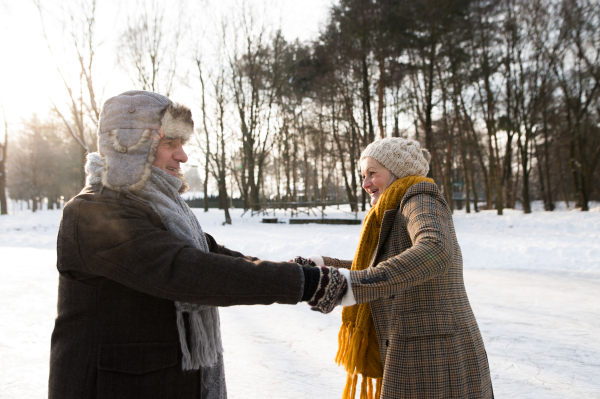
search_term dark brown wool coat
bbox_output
[324,182,493,399]
[49,185,303,399]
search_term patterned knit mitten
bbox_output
[292,256,317,266]
[308,267,348,314]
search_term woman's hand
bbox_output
[291,256,317,266]
[291,256,325,266]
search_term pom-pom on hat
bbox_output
[360,138,431,179]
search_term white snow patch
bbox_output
[1,206,599,398]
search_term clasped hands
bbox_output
[291,256,348,314]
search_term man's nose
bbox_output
[175,146,188,163]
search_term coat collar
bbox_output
[369,208,399,268]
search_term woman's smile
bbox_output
[361,157,394,206]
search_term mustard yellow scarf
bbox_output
[336,175,434,399]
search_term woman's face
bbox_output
[361,157,394,206]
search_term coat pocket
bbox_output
[397,310,457,337]
[392,311,457,398]
[97,342,182,399]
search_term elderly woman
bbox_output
[297,138,493,399]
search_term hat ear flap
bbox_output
[99,128,157,192]
[421,149,431,164]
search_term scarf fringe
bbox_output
[177,309,223,370]
[341,373,382,399]
[337,321,382,399]
[336,322,369,374]
[376,378,382,399]
[335,321,351,367]
[177,310,195,370]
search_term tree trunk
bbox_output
[457,118,470,213]
[463,103,489,210]
[502,132,515,208]
[333,130,357,212]
[483,77,503,215]
[203,164,209,212]
[350,125,359,212]
[0,159,7,215]
[522,169,531,213]
[362,55,375,145]
[437,65,453,211]
[248,155,260,211]
[576,131,590,211]
[459,92,490,210]
[393,114,400,137]
[0,107,7,215]
[542,114,554,211]
[283,127,292,205]
[352,125,365,211]
[377,58,385,139]
[468,150,479,212]
[556,145,571,210]
[424,40,436,178]
[218,171,231,224]
[534,136,548,211]
[292,136,298,203]
[197,60,211,212]
[518,132,532,214]
[303,133,310,202]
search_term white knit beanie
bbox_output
[360,138,431,179]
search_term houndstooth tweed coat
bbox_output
[324,182,493,399]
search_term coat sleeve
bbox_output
[204,232,259,261]
[350,192,454,304]
[322,256,353,269]
[66,198,303,307]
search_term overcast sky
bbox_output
[0,0,334,133]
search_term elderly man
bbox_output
[48,91,348,399]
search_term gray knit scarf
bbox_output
[86,153,226,399]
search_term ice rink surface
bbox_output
[1,204,599,398]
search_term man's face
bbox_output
[152,137,188,177]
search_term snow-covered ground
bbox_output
[1,205,599,399]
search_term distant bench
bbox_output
[262,217,361,225]
[250,202,361,218]
[289,219,361,225]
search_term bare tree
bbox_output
[195,43,212,213]
[194,21,233,224]
[118,0,183,96]
[227,9,285,210]
[7,116,80,212]
[0,105,7,215]
[35,0,102,186]
[551,0,600,211]
[210,67,233,224]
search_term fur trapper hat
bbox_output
[360,138,431,179]
[96,90,194,192]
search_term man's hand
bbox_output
[307,267,348,314]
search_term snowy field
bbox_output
[1,203,599,399]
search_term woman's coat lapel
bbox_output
[369,208,399,268]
